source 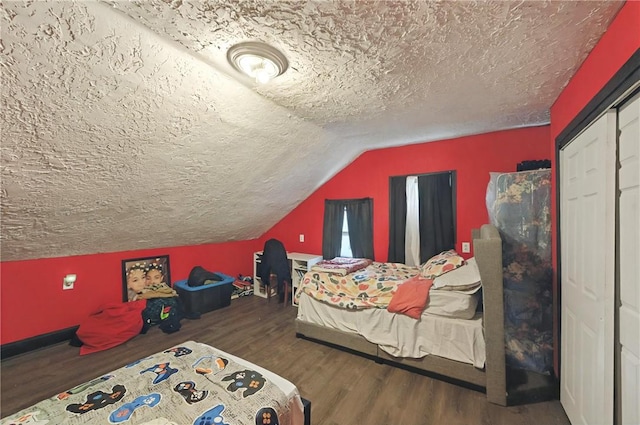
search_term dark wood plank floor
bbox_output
[1,296,571,425]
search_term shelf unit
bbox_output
[253,251,322,306]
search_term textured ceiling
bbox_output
[0,0,624,261]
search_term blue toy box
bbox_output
[174,273,234,315]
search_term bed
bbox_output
[1,341,306,425]
[295,224,507,406]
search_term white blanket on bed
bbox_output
[297,293,486,368]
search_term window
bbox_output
[322,198,374,260]
[388,171,456,264]
[340,208,353,257]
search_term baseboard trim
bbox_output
[1,326,79,359]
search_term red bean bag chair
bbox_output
[76,300,146,355]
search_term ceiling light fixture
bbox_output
[227,41,288,84]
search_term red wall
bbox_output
[1,128,549,347]
[264,126,551,262]
[0,240,260,344]
[548,0,640,375]
[551,1,640,140]
[550,1,639,262]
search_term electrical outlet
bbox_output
[299,234,305,243]
[461,242,471,253]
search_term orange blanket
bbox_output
[387,275,434,319]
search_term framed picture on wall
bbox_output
[121,255,171,302]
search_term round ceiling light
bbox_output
[227,41,288,84]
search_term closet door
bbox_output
[618,91,640,425]
[560,110,616,425]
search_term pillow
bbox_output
[420,250,465,279]
[433,257,481,291]
[387,275,434,319]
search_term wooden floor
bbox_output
[1,296,571,425]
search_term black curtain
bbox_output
[387,176,407,263]
[322,200,344,259]
[346,198,374,259]
[323,198,374,260]
[388,172,455,263]
[418,172,455,262]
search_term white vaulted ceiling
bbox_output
[0,0,624,261]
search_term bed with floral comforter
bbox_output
[295,262,419,309]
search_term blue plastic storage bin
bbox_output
[174,273,234,315]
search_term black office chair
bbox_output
[259,239,291,306]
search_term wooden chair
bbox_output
[267,273,290,306]
[260,238,291,306]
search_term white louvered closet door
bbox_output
[560,110,616,425]
[617,91,640,425]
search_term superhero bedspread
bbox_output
[1,341,305,425]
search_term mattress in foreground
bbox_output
[1,341,304,425]
[297,292,486,368]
